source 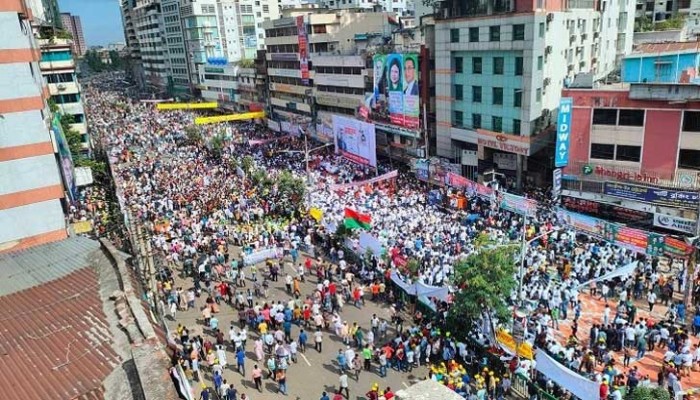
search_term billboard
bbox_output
[296,16,309,85]
[363,53,420,129]
[50,114,77,202]
[554,97,572,167]
[603,182,700,208]
[333,115,377,167]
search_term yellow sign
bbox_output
[72,220,93,234]
[194,111,266,125]
[496,329,534,360]
[309,208,323,222]
[156,102,218,110]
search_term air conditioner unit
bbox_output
[582,33,588,40]
[593,32,600,39]
[547,13,554,22]
[57,84,66,91]
[545,45,552,55]
[543,77,551,86]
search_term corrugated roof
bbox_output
[632,41,700,55]
[0,236,100,297]
[0,267,120,400]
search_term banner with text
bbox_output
[603,182,700,208]
[329,169,397,191]
[333,115,377,167]
[554,97,573,167]
[364,53,420,129]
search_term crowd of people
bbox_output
[81,73,699,400]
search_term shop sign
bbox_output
[476,129,530,156]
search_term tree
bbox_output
[109,50,123,69]
[241,155,255,175]
[448,245,518,335]
[625,386,671,400]
[184,125,202,145]
[209,133,225,159]
[634,15,653,32]
[656,15,685,31]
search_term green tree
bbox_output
[109,50,123,69]
[634,15,653,32]
[241,155,255,175]
[625,386,671,400]
[210,133,225,159]
[59,114,83,160]
[184,125,202,145]
[448,246,518,334]
[656,15,685,31]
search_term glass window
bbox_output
[593,108,618,125]
[684,111,700,131]
[513,119,521,135]
[472,86,482,102]
[493,87,503,105]
[455,84,463,100]
[616,145,641,162]
[514,90,522,107]
[472,57,482,74]
[455,57,463,73]
[537,56,543,71]
[678,149,700,170]
[489,26,500,41]
[451,28,460,43]
[493,57,504,75]
[618,109,645,126]
[591,143,615,160]
[473,113,481,129]
[492,116,503,132]
[454,110,464,126]
[513,24,525,40]
[469,27,479,42]
[539,22,545,38]
[515,57,523,76]
[536,88,542,102]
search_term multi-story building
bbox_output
[319,0,415,17]
[133,0,169,92]
[432,0,635,188]
[0,0,69,251]
[120,0,145,88]
[161,0,190,96]
[181,0,226,87]
[262,10,397,142]
[60,12,87,56]
[622,42,700,83]
[39,38,89,154]
[559,78,700,234]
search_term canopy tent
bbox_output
[390,270,450,301]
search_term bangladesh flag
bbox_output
[344,208,371,230]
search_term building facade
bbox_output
[120,0,145,88]
[432,0,635,187]
[133,0,169,92]
[622,42,700,83]
[39,38,89,153]
[161,0,190,95]
[59,12,87,56]
[560,83,700,233]
[0,0,69,251]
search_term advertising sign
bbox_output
[414,159,430,181]
[296,16,309,85]
[493,152,517,170]
[445,172,494,197]
[364,53,420,129]
[554,97,573,167]
[461,150,478,166]
[603,182,700,208]
[333,115,377,167]
[499,193,538,217]
[552,168,562,201]
[476,129,530,156]
[51,114,76,202]
[561,196,652,224]
[314,113,334,143]
[653,214,697,234]
[556,209,607,237]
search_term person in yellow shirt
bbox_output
[258,320,268,334]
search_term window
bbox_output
[514,89,522,107]
[539,22,545,38]
[454,110,464,126]
[492,116,503,132]
[513,119,521,135]
[313,25,327,34]
[469,27,479,42]
[451,28,460,43]
[513,24,525,40]
[489,26,500,41]
[455,57,463,73]
[616,145,641,162]
[455,84,463,100]
[472,113,482,129]
[472,57,482,74]
[263,5,269,12]
[593,108,618,125]
[515,57,523,76]
[493,87,503,105]
[537,56,543,71]
[472,86,482,102]
[493,57,504,75]
[536,88,542,102]
[678,149,700,170]
[618,109,645,126]
[591,143,615,160]
[683,111,700,131]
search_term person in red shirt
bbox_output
[384,387,394,399]
[599,381,609,400]
[332,390,344,400]
[329,281,337,296]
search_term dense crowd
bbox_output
[82,74,698,400]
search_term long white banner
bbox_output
[243,247,282,266]
[328,170,398,191]
[535,349,599,400]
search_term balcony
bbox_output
[312,73,365,88]
[629,83,700,101]
[40,59,75,70]
[270,97,311,113]
[57,102,84,116]
[267,68,301,78]
[48,82,80,96]
[269,82,309,96]
[314,92,363,109]
[70,122,87,135]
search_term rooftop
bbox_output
[630,41,700,55]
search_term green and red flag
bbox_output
[344,208,371,230]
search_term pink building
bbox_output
[60,12,86,56]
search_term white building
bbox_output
[162,0,190,96]
[133,0,169,91]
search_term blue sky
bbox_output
[58,0,124,46]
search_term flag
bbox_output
[344,208,371,230]
[309,207,323,222]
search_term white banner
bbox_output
[575,261,638,289]
[535,349,600,400]
[333,115,377,167]
[328,170,398,191]
[243,247,282,266]
[493,152,517,170]
[461,150,478,166]
[653,214,696,234]
[390,270,449,301]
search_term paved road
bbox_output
[165,249,428,400]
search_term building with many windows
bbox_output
[161,0,190,95]
[133,0,169,92]
[432,0,635,188]
[59,12,87,56]
[0,0,69,251]
[120,0,145,88]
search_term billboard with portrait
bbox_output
[333,115,377,167]
[296,16,309,85]
[363,53,420,129]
